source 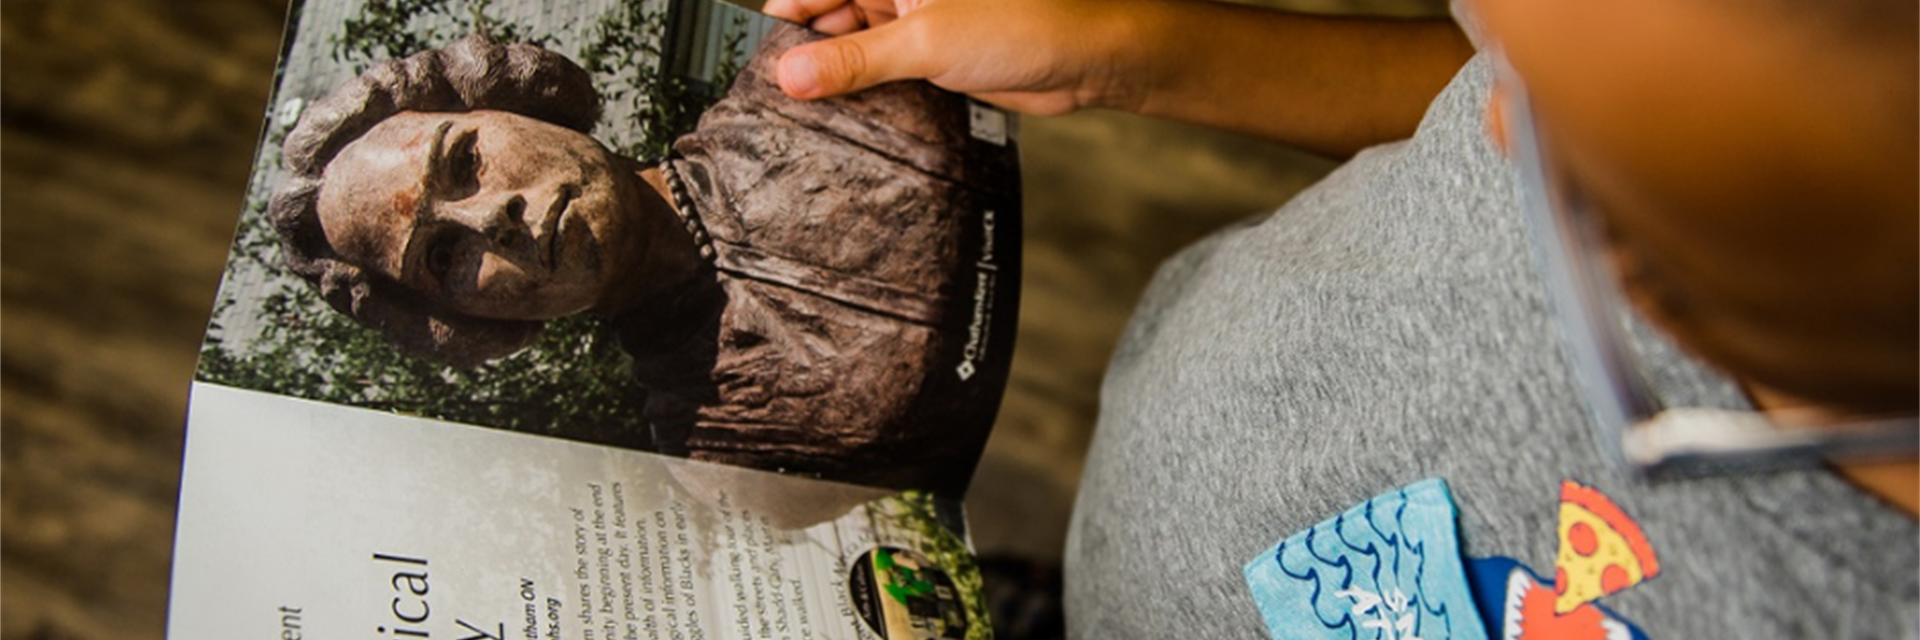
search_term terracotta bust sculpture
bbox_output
[271,25,1020,494]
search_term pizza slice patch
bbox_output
[1552,480,1659,614]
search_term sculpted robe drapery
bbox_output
[611,24,1021,497]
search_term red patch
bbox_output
[1601,564,1631,594]
[1569,522,1598,556]
[392,189,420,220]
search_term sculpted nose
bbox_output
[433,190,535,259]
[486,195,528,248]
[443,194,527,249]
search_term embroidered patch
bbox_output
[1243,478,1488,640]
[1552,480,1659,614]
[1466,556,1651,640]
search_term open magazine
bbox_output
[168,1,1021,638]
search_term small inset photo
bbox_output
[847,546,970,640]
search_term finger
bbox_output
[1485,83,1512,156]
[777,22,926,99]
[809,4,867,35]
[761,0,849,25]
[853,0,902,25]
[972,91,1076,117]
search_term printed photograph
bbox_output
[197,0,1023,497]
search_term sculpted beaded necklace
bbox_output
[658,158,716,263]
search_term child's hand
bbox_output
[763,0,916,35]
[761,0,1144,116]
[763,0,1473,157]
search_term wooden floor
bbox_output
[0,0,1437,637]
[4,1,292,637]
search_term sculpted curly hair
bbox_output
[269,34,602,367]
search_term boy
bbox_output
[766,0,1917,636]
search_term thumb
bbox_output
[776,24,923,99]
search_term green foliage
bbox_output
[577,0,754,159]
[201,0,716,449]
[577,1,698,159]
[879,492,994,640]
[329,0,755,159]
[708,14,753,97]
[876,547,938,605]
[331,0,542,70]
[332,0,447,65]
[198,110,651,446]
[200,305,652,448]
[204,0,772,450]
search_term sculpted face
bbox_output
[1477,0,1918,412]
[317,110,648,320]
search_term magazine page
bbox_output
[193,0,1020,497]
[172,0,1019,637]
[170,383,985,640]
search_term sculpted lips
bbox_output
[541,184,577,270]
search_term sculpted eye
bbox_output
[425,234,459,281]
[440,129,482,198]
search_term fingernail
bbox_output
[768,0,802,21]
[779,53,820,97]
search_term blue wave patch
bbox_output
[1244,478,1487,640]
